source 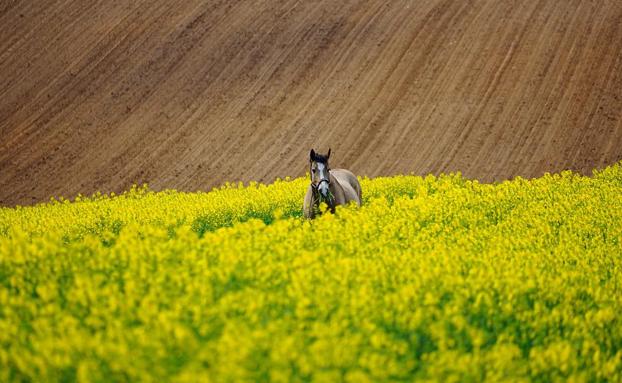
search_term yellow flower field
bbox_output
[1,164,621,382]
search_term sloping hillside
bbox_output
[1,0,621,206]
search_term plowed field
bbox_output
[1,0,621,206]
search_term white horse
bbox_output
[303,149,362,219]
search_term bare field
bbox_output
[1,0,621,206]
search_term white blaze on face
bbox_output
[316,162,330,197]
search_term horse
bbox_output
[303,148,362,219]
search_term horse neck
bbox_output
[328,172,345,202]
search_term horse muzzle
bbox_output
[316,179,330,196]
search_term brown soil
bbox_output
[1,1,622,206]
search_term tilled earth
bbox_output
[1,0,621,206]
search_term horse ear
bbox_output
[327,148,331,159]
[310,149,316,161]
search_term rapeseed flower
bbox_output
[0,165,621,381]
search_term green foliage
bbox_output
[1,165,621,382]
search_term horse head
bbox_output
[309,148,333,205]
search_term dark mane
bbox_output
[309,148,331,164]
[312,153,329,163]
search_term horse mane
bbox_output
[311,153,330,164]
